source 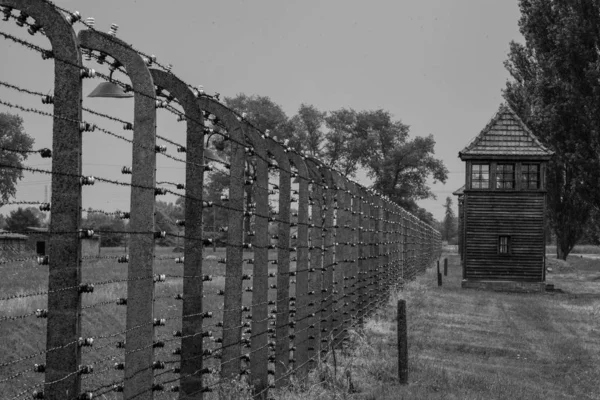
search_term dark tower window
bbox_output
[522,164,540,189]
[471,163,489,189]
[496,164,515,189]
[498,235,510,254]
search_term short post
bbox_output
[437,260,440,275]
[437,271,442,286]
[444,258,448,276]
[397,299,408,384]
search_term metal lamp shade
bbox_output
[87,82,134,98]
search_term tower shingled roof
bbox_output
[459,103,554,158]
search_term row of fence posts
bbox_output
[0,1,443,399]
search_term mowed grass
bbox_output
[0,246,291,399]
[269,252,600,400]
[546,244,600,255]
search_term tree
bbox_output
[0,214,5,229]
[0,112,35,203]
[503,0,600,259]
[442,197,456,242]
[293,104,327,157]
[5,207,41,232]
[325,109,448,216]
[221,94,447,224]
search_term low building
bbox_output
[24,227,101,257]
[0,229,28,254]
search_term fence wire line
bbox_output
[0,4,441,399]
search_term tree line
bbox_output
[503,0,600,259]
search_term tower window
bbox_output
[471,164,489,189]
[522,164,540,189]
[496,164,515,189]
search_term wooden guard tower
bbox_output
[456,103,554,292]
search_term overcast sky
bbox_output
[0,0,523,221]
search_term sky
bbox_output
[0,0,524,221]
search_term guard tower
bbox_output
[456,103,554,292]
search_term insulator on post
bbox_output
[35,309,48,318]
[78,337,94,347]
[121,166,132,174]
[80,68,96,79]
[1,6,12,22]
[40,94,54,104]
[153,318,166,327]
[117,255,129,263]
[33,363,45,373]
[175,257,184,264]
[15,11,28,26]
[108,23,118,37]
[32,390,44,399]
[37,255,49,265]
[66,11,81,25]
[78,365,93,375]
[155,188,167,196]
[203,201,213,207]
[39,203,51,212]
[123,122,133,130]
[39,148,52,158]
[203,238,213,246]
[175,219,185,227]
[78,229,94,239]
[78,283,94,294]
[154,274,167,282]
[155,145,167,153]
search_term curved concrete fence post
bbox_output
[0,1,83,398]
[263,137,291,386]
[79,29,157,399]
[195,97,247,383]
[325,169,345,347]
[237,122,269,398]
[149,69,205,398]
[304,158,325,359]
[346,181,360,325]
[286,152,310,381]
[355,186,367,326]
[316,166,335,356]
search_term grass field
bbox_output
[269,252,600,400]
[3,247,599,399]
[546,244,600,255]
[0,246,292,399]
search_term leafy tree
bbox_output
[221,94,447,224]
[442,197,456,242]
[0,112,35,203]
[293,104,327,157]
[503,0,600,259]
[5,207,40,232]
[325,109,448,215]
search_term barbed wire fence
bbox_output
[0,1,442,399]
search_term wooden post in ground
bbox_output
[444,258,448,276]
[397,299,408,384]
